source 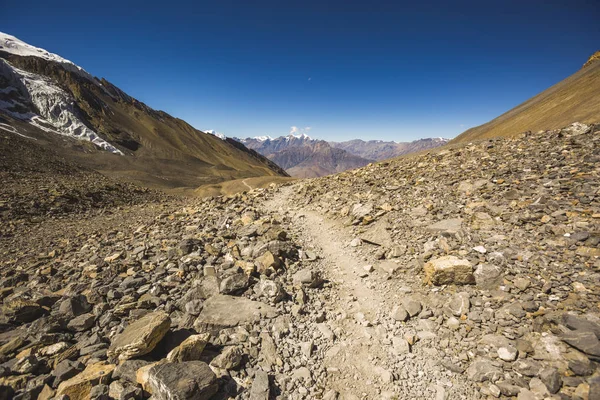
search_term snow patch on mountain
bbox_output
[254,135,273,142]
[286,133,312,140]
[0,32,100,85]
[0,59,122,154]
[204,129,227,140]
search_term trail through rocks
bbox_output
[265,185,391,397]
[262,185,478,399]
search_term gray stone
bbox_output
[194,295,278,333]
[497,346,518,361]
[402,298,422,317]
[249,370,270,400]
[53,359,85,382]
[513,359,542,377]
[292,269,321,287]
[391,306,409,322]
[562,313,600,339]
[425,218,463,234]
[67,313,95,332]
[146,361,218,400]
[210,346,242,370]
[256,279,285,302]
[539,367,562,394]
[474,264,502,288]
[560,330,600,356]
[113,360,150,384]
[466,358,503,382]
[496,381,522,397]
[219,273,249,294]
[448,292,470,316]
[392,337,410,355]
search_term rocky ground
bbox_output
[0,122,599,399]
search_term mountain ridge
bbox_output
[0,32,288,190]
[236,134,449,177]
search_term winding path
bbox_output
[263,185,396,398]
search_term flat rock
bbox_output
[107,311,171,361]
[219,273,249,294]
[378,261,401,275]
[249,370,270,400]
[194,295,278,333]
[210,346,242,370]
[560,330,600,356]
[448,292,470,316]
[425,218,463,234]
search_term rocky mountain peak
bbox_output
[583,50,600,68]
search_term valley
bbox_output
[0,11,599,400]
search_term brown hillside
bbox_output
[452,53,600,143]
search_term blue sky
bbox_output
[2,0,599,141]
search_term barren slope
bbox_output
[453,54,600,143]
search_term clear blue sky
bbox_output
[2,0,598,141]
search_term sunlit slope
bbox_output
[453,53,600,143]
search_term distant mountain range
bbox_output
[0,32,287,190]
[453,50,600,143]
[235,134,449,177]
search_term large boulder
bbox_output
[56,362,115,399]
[423,256,474,285]
[107,311,171,361]
[146,361,217,400]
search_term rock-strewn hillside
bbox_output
[0,122,598,400]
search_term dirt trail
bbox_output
[241,179,253,191]
[264,185,398,398]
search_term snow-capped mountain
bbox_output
[234,134,371,177]
[234,133,449,177]
[203,129,226,140]
[0,32,287,187]
[0,33,122,154]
